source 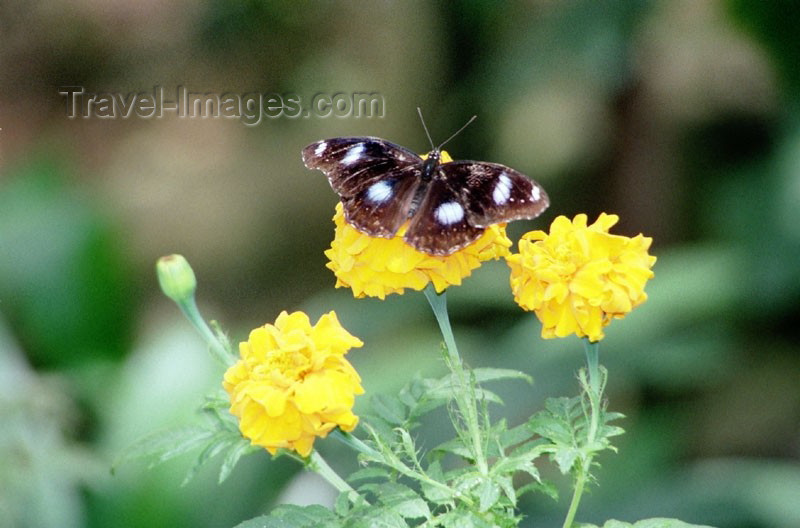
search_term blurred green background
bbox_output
[1,1,799,527]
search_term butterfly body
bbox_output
[302,136,548,256]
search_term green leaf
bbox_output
[579,519,716,528]
[233,504,339,528]
[492,455,542,484]
[475,478,501,512]
[437,510,495,528]
[420,460,456,505]
[182,431,237,485]
[349,466,392,482]
[350,509,409,528]
[495,474,516,505]
[371,394,407,426]
[361,482,430,520]
[471,367,533,385]
[218,437,255,483]
[517,479,559,501]
[529,399,580,443]
[553,446,581,474]
[112,425,214,472]
[334,491,352,517]
[398,375,435,407]
[497,422,536,450]
[431,436,473,459]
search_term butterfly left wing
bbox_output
[302,137,421,197]
[302,137,424,238]
[440,161,549,227]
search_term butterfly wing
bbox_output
[440,161,549,227]
[303,137,424,237]
[404,177,484,256]
[403,160,549,255]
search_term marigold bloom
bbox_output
[324,152,513,299]
[507,213,656,342]
[223,311,364,456]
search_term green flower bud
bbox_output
[156,254,197,304]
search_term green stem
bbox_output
[583,340,601,443]
[423,285,487,475]
[177,297,234,367]
[562,469,588,528]
[423,285,460,366]
[309,450,357,495]
[562,339,603,528]
[332,429,381,458]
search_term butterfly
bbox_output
[302,112,549,256]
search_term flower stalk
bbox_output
[309,450,356,495]
[424,285,488,475]
[562,340,604,528]
[156,255,233,366]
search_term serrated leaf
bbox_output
[602,425,626,439]
[509,438,548,460]
[219,437,255,483]
[349,466,392,482]
[419,459,454,505]
[350,509,409,528]
[431,436,472,459]
[361,482,430,520]
[453,474,482,495]
[580,519,715,528]
[425,385,504,406]
[113,426,214,472]
[182,431,237,485]
[471,367,532,385]
[437,510,495,528]
[498,422,535,449]
[420,479,455,505]
[371,394,407,426]
[233,504,339,528]
[553,447,581,474]
[475,478,501,512]
[334,491,352,517]
[517,479,559,501]
[495,474,516,505]
[397,429,419,463]
[545,396,582,418]
[398,376,434,406]
[493,456,541,484]
[406,397,450,420]
[529,413,574,445]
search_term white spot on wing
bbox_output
[342,144,365,166]
[314,141,327,156]
[531,186,540,201]
[366,181,393,203]
[435,202,464,225]
[493,173,513,205]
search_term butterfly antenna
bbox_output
[437,114,477,150]
[417,107,435,150]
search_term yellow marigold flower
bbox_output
[507,213,656,342]
[324,151,512,299]
[223,311,364,456]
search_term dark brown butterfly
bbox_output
[302,113,549,256]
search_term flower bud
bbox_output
[156,254,197,304]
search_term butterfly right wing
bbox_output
[440,161,549,227]
[302,137,423,237]
[404,179,484,255]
